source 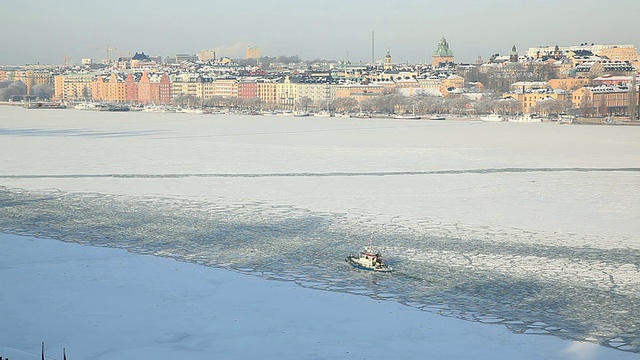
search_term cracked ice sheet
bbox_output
[1,234,636,360]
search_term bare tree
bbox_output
[30,84,54,100]
[296,96,313,111]
[0,81,28,101]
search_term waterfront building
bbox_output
[54,73,95,101]
[502,89,570,114]
[92,73,126,102]
[257,80,277,105]
[171,73,204,99]
[335,83,385,102]
[275,76,297,108]
[156,73,172,104]
[138,72,171,104]
[572,85,638,116]
[296,82,337,108]
[125,74,138,103]
[238,79,258,100]
[214,77,239,98]
[11,70,54,94]
[432,37,455,66]
[202,77,215,99]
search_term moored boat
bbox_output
[394,113,421,119]
[480,113,505,122]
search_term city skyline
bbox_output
[3,0,640,66]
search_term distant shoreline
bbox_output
[2,102,640,125]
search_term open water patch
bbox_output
[0,186,638,353]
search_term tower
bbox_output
[510,45,518,63]
[384,48,392,70]
[432,37,454,66]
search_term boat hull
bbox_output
[345,256,393,272]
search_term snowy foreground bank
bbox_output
[1,106,639,359]
[1,234,636,360]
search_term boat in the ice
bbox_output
[346,246,393,272]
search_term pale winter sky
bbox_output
[2,0,639,66]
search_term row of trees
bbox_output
[172,92,573,117]
[0,80,54,101]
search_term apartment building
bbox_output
[54,73,94,100]
[572,85,638,116]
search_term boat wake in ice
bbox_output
[0,186,638,353]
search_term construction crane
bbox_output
[94,44,118,64]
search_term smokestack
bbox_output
[372,31,375,65]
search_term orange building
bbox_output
[92,73,126,102]
[336,84,385,102]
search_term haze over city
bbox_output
[4,0,640,66]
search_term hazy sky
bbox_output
[3,0,639,66]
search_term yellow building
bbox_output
[171,74,204,98]
[598,45,640,69]
[54,73,95,100]
[198,50,216,62]
[11,70,53,94]
[257,80,277,104]
[214,78,238,98]
[442,75,464,90]
[502,90,570,114]
[275,76,297,108]
[572,86,638,116]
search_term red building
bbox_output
[238,80,258,99]
[136,72,171,104]
[138,72,152,104]
[125,74,138,103]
